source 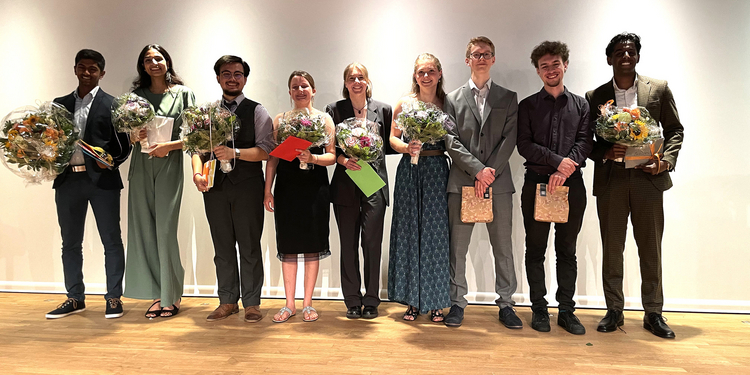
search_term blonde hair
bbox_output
[411,53,446,100]
[342,62,372,99]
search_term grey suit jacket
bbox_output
[444,80,518,194]
[586,75,684,196]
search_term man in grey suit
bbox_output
[586,33,684,339]
[443,36,520,328]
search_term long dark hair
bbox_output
[132,44,185,90]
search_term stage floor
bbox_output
[2,293,749,374]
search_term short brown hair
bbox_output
[465,36,495,58]
[287,70,316,90]
[530,41,570,68]
[342,62,372,99]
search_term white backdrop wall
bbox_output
[0,0,748,312]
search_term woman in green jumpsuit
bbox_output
[123,44,195,318]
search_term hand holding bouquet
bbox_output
[180,101,240,173]
[595,100,662,147]
[335,118,383,163]
[0,102,78,184]
[396,100,453,164]
[111,93,155,150]
[276,109,329,169]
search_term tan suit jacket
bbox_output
[586,75,684,196]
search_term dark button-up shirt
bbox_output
[517,86,593,175]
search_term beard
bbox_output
[223,88,242,96]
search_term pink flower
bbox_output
[345,137,357,147]
[359,136,372,148]
[300,119,312,127]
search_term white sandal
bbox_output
[302,306,319,322]
[272,306,295,323]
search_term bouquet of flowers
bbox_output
[180,101,240,173]
[111,93,155,149]
[595,100,662,147]
[396,100,453,164]
[0,102,78,184]
[276,109,329,169]
[335,118,383,162]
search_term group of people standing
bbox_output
[43,32,683,340]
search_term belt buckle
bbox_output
[71,165,86,172]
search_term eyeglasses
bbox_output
[470,52,494,60]
[221,72,245,80]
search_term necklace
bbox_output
[352,101,366,115]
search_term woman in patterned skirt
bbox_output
[388,54,451,322]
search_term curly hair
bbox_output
[605,32,641,57]
[530,41,570,68]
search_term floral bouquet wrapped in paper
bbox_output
[111,93,155,150]
[180,101,240,173]
[276,109,329,169]
[396,100,453,164]
[0,102,78,184]
[595,100,662,147]
[335,118,383,162]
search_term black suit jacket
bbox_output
[586,75,684,196]
[326,99,395,206]
[53,88,131,190]
[208,98,265,189]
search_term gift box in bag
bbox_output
[624,138,664,169]
[534,183,569,223]
[461,186,493,223]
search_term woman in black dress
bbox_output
[325,63,393,319]
[263,70,336,323]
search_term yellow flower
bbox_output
[630,124,649,141]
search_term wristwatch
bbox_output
[234,148,240,159]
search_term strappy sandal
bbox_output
[145,300,161,319]
[302,306,319,322]
[403,306,419,321]
[430,309,444,323]
[160,299,181,318]
[272,306,295,323]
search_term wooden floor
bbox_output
[2,293,749,374]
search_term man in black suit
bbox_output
[46,49,131,319]
[192,55,275,323]
[586,33,684,338]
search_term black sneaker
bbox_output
[558,310,586,335]
[499,306,523,329]
[105,298,124,319]
[46,298,86,319]
[531,309,551,332]
[444,305,464,327]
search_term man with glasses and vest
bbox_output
[191,55,275,323]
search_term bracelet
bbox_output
[194,172,202,179]
[313,154,318,164]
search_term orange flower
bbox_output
[630,108,641,119]
[16,150,25,158]
[44,128,59,140]
[4,141,11,149]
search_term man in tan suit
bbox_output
[586,33,684,338]
[444,36,520,328]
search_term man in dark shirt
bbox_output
[517,41,593,334]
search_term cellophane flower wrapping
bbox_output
[276,109,329,147]
[395,100,454,144]
[0,102,78,184]
[335,118,383,162]
[111,93,155,133]
[180,101,240,154]
[595,100,663,147]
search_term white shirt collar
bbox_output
[75,86,99,100]
[469,78,492,96]
[612,74,639,93]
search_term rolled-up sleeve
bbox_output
[254,104,275,154]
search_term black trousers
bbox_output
[203,175,265,307]
[334,189,386,308]
[55,171,125,301]
[521,170,586,312]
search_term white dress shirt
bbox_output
[469,78,492,120]
[70,86,99,165]
[613,75,638,108]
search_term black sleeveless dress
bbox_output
[273,146,331,260]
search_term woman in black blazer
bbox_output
[325,63,394,319]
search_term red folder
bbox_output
[269,136,313,161]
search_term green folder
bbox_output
[345,160,386,197]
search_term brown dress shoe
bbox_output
[244,306,262,323]
[206,303,239,321]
